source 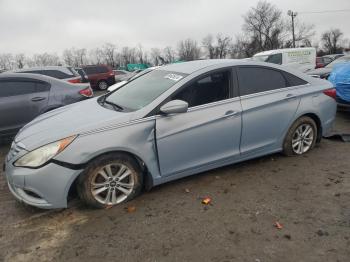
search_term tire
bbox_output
[97,80,108,90]
[283,116,318,156]
[77,153,143,209]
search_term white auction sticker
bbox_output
[164,74,183,82]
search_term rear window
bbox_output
[97,66,109,73]
[283,72,308,86]
[83,66,109,75]
[67,67,80,77]
[238,67,287,96]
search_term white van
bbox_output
[253,48,316,72]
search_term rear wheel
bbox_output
[97,80,108,90]
[77,153,143,209]
[283,117,317,156]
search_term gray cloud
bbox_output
[0,0,349,54]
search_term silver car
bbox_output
[4,60,337,209]
[0,73,93,138]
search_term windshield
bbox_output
[105,70,187,111]
[326,56,350,68]
[253,53,282,65]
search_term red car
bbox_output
[82,65,116,90]
[315,57,332,69]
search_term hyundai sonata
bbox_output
[4,60,337,209]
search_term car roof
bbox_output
[14,66,71,72]
[0,72,63,82]
[157,59,241,74]
[156,59,296,74]
[83,64,109,68]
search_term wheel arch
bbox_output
[67,150,154,203]
[301,113,322,142]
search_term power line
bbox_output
[298,9,350,15]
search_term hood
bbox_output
[15,98,133,150]
[306,67,332,76]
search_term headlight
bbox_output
[14,136,77,168]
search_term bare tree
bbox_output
[321,28,344,54]
[202,34,216,59]
[102,43,117,67]
[243,1,286,53]
[215,34,232,58]
[120,47,137,66]
[150,48,162,66]
[89,48,104,64]
[163,46,176,63]
[63,49,74,66]
[27,53,60,67]
[230,34,261,58]
[285,18,315,48]
[0,53,14,70]
[177,39,201,61]
[14,53,26,69]
[63,48,87,67]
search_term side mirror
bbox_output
[160,100,188,115]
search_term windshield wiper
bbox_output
[104,99,124,111]
[99,95,124,111]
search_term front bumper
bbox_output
[4,161,83,209]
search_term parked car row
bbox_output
[5,64,118,91]
[306,55,350,79]
[316,54,344,69]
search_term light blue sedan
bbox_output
[4,60,337,209]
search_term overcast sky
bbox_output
[0,0,349,55]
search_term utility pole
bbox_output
[287,10,298,48]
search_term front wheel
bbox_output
[283,117,317,156]
[77,153,143,209]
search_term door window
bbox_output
[238,67,287,96]
[172,70,231,108]
[83,67,98,75]
[0,79,49,97]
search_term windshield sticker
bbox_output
[164,74,183,82]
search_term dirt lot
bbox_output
[0,112,349,262]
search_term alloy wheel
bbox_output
[291,123,314,155]
[98,81,108,90]
[90,163,135,205]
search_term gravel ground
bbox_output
[0,111,349,262]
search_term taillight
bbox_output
[323,88,336,100]
[109,72,114,76]
[68,78,82,84]
[79,87,93,98]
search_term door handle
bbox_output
[225,110,238,118]
[31,97,46,102]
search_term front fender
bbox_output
[54,118,161,182]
